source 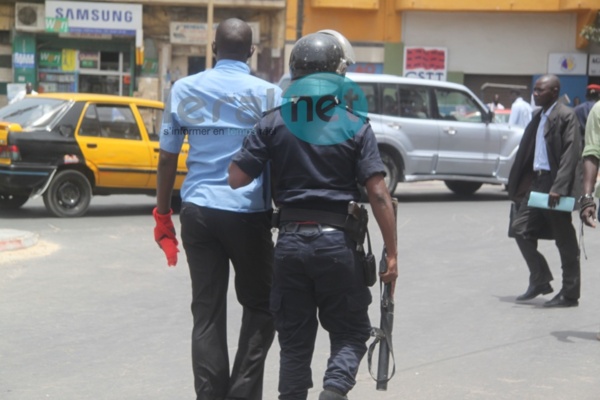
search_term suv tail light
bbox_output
[0,144,21,161]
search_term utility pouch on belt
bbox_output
[348,201,376,287]
[346,201,368,244]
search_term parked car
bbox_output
[0,93,188,217]
[278,72,524,195]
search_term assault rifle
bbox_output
[368,198,397,390]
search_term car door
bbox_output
[136,105,188,189]
[76,103,152,188]
[433,88,499,176]
[374,83,439,176]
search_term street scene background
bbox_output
[1,182,599,399]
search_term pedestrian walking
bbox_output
[153,18,281,400]
[228,30,398,400]
[507,74,582,307]
[508,89,533,128]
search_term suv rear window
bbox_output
[0,98,69,128]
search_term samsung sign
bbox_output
[45,1,142,36]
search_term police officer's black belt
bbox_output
[279,223,339,233]
[279,208,348,230]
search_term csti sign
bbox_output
[45,1,142,36]
[403,46,447,81]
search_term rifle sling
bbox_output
[367,310,396,384]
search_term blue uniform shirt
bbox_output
[232,106,385,210]
[160,60,282,212]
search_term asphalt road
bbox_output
[1,182,599,400]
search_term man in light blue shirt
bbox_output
[508,89,533,128]
[153,18,281,400]
[532,102,555,171]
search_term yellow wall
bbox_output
[289,0,401,42]
[287,0,598,49]
[395,0,598,11]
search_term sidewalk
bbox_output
[0,229,38,252]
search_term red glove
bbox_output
[153,207,179,267]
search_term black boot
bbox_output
[318,388,348,400]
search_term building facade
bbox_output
[2,1,599,108]
[286,0,600,106]
[0,0,285,105]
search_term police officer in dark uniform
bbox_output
[228,31,398,400]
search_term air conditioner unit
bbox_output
[15,3,45,32]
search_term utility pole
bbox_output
[296,0,304,40]
[206,0,214,70]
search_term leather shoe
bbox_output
[516,283,553,301]
[543,293,578,308]
[319,388,348,400]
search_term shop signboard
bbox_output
[170,21,260,45]
[142,58,158,75]
[12,33,36,85]
[45,1,142,36]
[13,52,35,69]
[170,22,217,45]
[403,46,447,81]
[46,17,68,33]
[39,50,62,69]
[548,53,587,75]
[62,49,77,72]
[589,54,600,77]
[80,52,99,69]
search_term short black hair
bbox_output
[214,18,252,61]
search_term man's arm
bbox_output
[153,149,180,267]
[365,174,398,293]
[228,161,254,189]
[156,150,179,214]
[581,156,599,227]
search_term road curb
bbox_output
[0,229,39,252]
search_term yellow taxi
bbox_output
[0,93,188,217]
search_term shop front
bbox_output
[13,0,141,96]
[35,37,134,96]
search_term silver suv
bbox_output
[279,72,524,195]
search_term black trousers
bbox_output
[180,203,275,400]
[511,174,581,299]
[271,226,372,400]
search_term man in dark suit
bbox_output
[507,74,582,308]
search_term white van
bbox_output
[279,72,524,195]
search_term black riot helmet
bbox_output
[289,32,347,80]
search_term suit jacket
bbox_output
[507,102,582,204]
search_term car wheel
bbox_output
[381,151,399,194]
[0,193,29,210]
[444,180,483,196]
[43,170,92,217]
